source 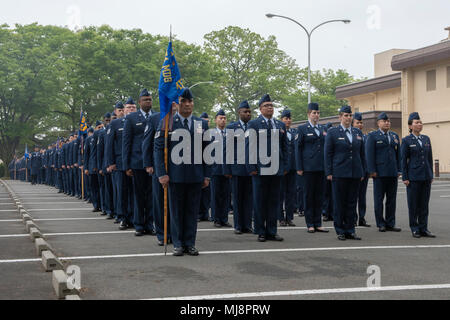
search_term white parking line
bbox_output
[27,208,93,212]
[0,226,339,238]
[146,283,450,300]
[0,219,21,222]
[0,210,18,212]
[1,244,448,264]
[20,202,91,205]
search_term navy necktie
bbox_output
[183,119,189,130]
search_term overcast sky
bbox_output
[1,0,449,79]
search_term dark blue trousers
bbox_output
[231,176,253,232]
[296,175,304,213]
[332,178,359,235]
[373,177,398,228]
[113,171,131,223]
[252,175,282,237]
[132,169,154,233]
[279,170,296,222]
[304,171,325,228]
[322,178,333,218]
[198,185,211,220]
[104,173,114,215]
[211,175,231,225]
[89,173,100,210]
[98,173,105,212]
[153,175,171,242]
[356,175,369,222]
[407,180,432,233]
[168,182,202,249]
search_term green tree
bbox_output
[204,26,301,120]
[0,23,67,166]
[285,68,366,121]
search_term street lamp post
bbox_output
[189,81,214,90]
[266,14,350,103]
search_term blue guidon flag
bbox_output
[78,110,88,136]
[24,144,30,160]
[158,41,184,130]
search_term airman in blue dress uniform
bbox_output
[324,106,366,241]
[353,113,371,227]
[246,94,288,243]
[401,112,436,239]
[155,88,211,256]
[366,112,401,232]
[224,101,254,235]
[279,109,297,227]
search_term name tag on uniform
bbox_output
[338,138,345,141]
[119,128,124,131]
[307,133,314,137]
[377,141,383,144]
[136,123,143,126]
[410,145,416,148]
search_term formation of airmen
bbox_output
[8,88,436,256]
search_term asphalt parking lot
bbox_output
[1,179,449,300]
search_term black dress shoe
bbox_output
[421,231,436,238]
[92,208,101,213]
[234,229,242,235]
[345,233,362,240]
[315,228,330,233]
[243,228,254,234]
[119,221,129,230]
[214,222,222,228]
[279,220,287,227]
[185,247,199,256]
[379,227,387,232]
[145,229,156,236]
[257,235,266,242]
[323,217,334,222]
[338,234,346,241]
[266,234,284,242]
[222,222,232,228]
[307,228,316,234]
[359,220,371,227]
[298,211,305,217]
[386,226,402,232]
[135,231,144,237]
[173,247,184,256]
[287,221,296,227]
[157,239,164,246]
[412,231,421,238]
[100,211,107,216]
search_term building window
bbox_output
[426,69,436,91]
[447,66,450,88]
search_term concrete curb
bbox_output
[1,179,82,300]
[26,220,39,233]
[29,227,43,241]
[52,270,80,299]
[35,238,53,257]
[42,251,64,272]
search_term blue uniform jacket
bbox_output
[245,115,288,176]
[123,110,153,171]
[324,126,366,178]
[106,117,126,171]
[223,121,250,177]
[97,128,107,172]
[295,123,325,172]
[401,134,433,182]
[142,112,161,169]
[365,130,401,177]
[155,113,211,183]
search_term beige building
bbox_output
[336,27,450,173]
